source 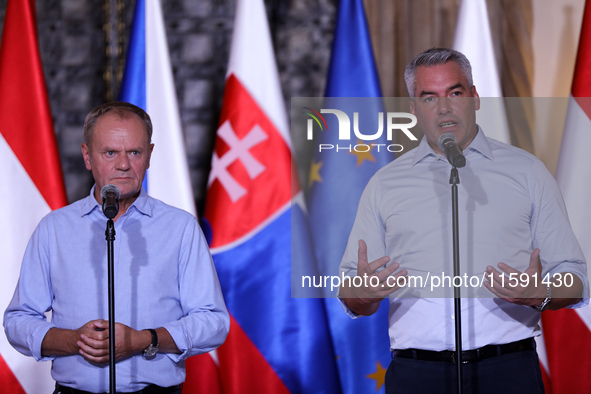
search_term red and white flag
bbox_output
[541,1,591,392]
[203,0,340,393]
[0,0,67,392]
[204,0,291,391]
[453,0,511,144]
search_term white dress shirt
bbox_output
[339,128,588,351]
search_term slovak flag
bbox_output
[0,0,67,392]
[204,0,340,392]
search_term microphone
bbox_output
[100,184,120,219]
[437,133,466,168]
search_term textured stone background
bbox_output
[0,0,336,216]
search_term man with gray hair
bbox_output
[339,47,587,393]
[4,101,229,393]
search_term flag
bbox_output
[453,0,511,144]
[541,1,591,392]
[119,1,220,391]
[119,0,196,217]
[0,0,67,392]
[306,0,393,392]
[203,0,340,392]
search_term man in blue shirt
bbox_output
[339,48,588,394]
[4,102,229,393]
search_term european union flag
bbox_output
[306,0,394,392]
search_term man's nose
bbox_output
[437,97,452,115]
[115,153,130,170]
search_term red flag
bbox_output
[183,353,223,394]
[0,0,67,392]
[542,1,591,393]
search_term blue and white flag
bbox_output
[307,0,393,392]
[119,0,195,216]
[119,3,223,392]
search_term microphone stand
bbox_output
[450,167,462,394]
[105,219,116,393]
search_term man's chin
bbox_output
[110,183,141,200]
[119,188,141,199]
[437,126,460,135]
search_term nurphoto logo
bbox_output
[303,107,419,153]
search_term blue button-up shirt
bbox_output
[4,188,229,392]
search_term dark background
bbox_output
[0,0,336,215]
[0,0,544,217]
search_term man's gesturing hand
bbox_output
[340,240,407,316]
[483,248,584,310]
[483,249,546,307]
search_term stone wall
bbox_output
[0,0,335,215]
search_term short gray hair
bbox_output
[83,101,152,149]
[404,47,473,97]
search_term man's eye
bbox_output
[106,151,115,156]
[423,97,435,103]
[130,151,140,156]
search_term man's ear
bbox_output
[146,143,154,169]
[471,86,480,111]
[409,99,416,115]
[81,143,92,170]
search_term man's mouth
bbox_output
[439,121,457,128]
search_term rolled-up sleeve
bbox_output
[4,218,56,361]
[530,159,589,308]
[161,220,229,362]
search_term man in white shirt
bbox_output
[339,48,587,394]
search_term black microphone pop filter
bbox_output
[100,184,121,219]
[437,133,466,168]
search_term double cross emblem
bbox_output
[208,120,268,202]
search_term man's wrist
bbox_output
[138,329,153,353]
[142,328,159,357]
[41,327,81,357]
[532,282,552,311]
[69,328,81,355]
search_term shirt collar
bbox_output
[464,126,494,161]
[80,186,100,216]
[411,125,493,166]
[411,135,439,166]
[80,186,153,218]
